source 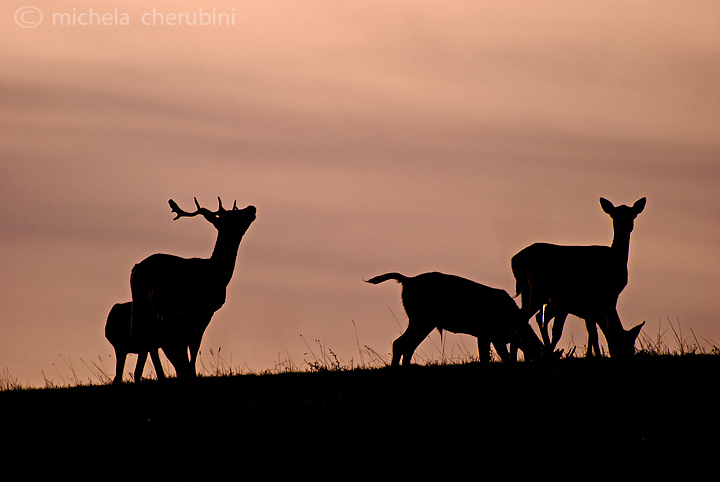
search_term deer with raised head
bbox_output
[510,197,646,360]
[130,197,256,379]
[105,301,165,384]
[366,272,544,365]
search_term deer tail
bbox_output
[364,272,408,285]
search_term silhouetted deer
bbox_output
[366,272,544,365]
[130,198,256,379]
[510,197,646,360]
[105,301,165,384]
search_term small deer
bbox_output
[105,301,165,384]
[366,272,543,365]
[130,198,256,379]
[510,197,646,360]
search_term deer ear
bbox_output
[629,321,645,341]
[632,197,646,215]
[599,198,614,215]
[217,197,225,212]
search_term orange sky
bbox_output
[1,0,718,386]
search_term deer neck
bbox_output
[610,229,632,267]
[209,231,242,286]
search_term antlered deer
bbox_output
[130,198,256,379]
[366,272,544,365]
[105,301,165,384]
[510,197,646,360]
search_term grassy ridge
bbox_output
[2,354,718,471]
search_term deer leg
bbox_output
[149,350,165,380]
[188,316,211,377]
[477,337,492,363]
[392,320,434,366]
[549,310,569,354]
[516,323,544,361]
[392,332,420,367]
[158,314,194,379]
[113,350,128,384]
[602,305,624,333]
[188,336,201,377]
[535,305,551,347]
[133,351,148,382]
[584,317,601,357]
[390,336,403,366]
[490,338,508,363]
[512,291,543,362]
[510,300,529,361]
[162,342,192,379]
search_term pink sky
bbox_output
[1,1,718,386]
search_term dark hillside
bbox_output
[2,355,717,472]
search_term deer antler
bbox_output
[169,197,232,225]
[214,197,238,212]
[169,198,204,220]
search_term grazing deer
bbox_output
[105,301,165,384]
[366,272,544,365]
[130,198,256,379]
[510,197,646,360]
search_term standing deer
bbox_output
[510,197,646,360]
[105,301,165,384]
[366,272,544,365]
[130,198,256,379]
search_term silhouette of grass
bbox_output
[42,355,108,388]
[196,347,239,377]
[2,352,718,471]
[2,321,718,471]
[4,317,717,391]
[0,368,25,391]
[636,317,718,356]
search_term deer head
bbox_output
[169,197,256,235]
[600,197,646,241]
